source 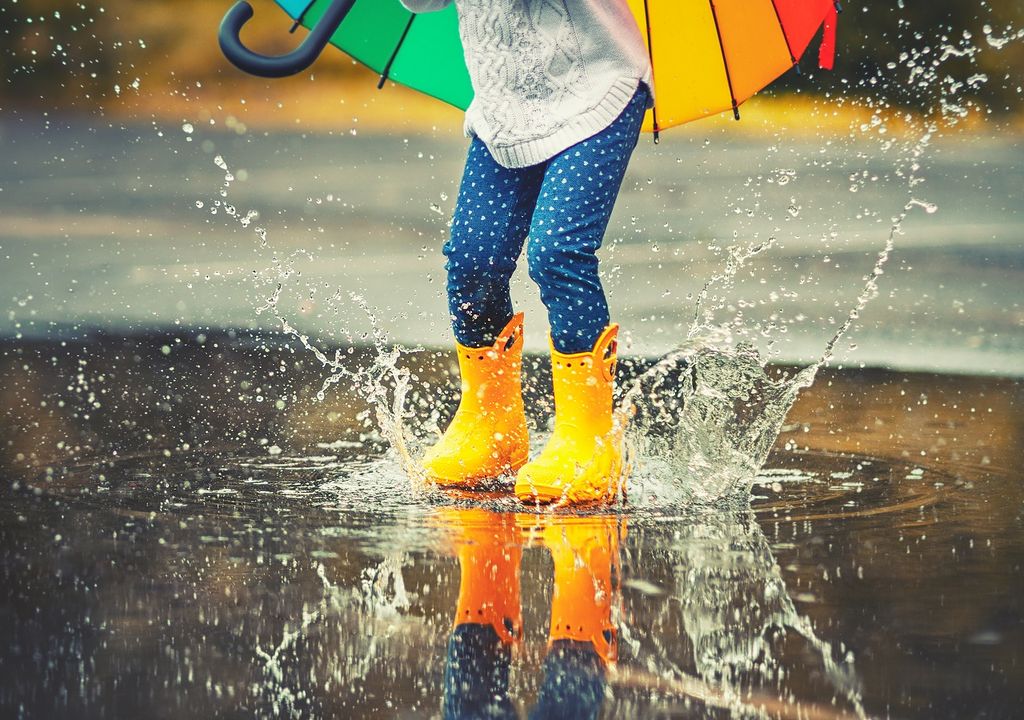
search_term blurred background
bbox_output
[1,0,1022,373]
[3,1,1023,122]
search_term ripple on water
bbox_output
[34,443,968,541]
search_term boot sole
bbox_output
[514,465,626,507]
[427,451,530,489]
[514,486,619,507]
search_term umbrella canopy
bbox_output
[634,0,838,133]
[235,0,837,134]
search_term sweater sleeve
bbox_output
[398,0,452,12]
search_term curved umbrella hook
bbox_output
[219,0,357,78]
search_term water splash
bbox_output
[252,557,414,719]
[196,154,425,481]
[614,15,1020,507]
[615,194,930,506]
[618,505,866,719]
[618,340,811,505]
[688,236,778,341]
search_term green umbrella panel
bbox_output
[277,0,473,109]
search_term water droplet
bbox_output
[906,198,938,214]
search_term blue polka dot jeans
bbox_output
[444,85,648,354]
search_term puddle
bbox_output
[2,333,1021,718]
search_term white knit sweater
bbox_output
[400,0,653,168]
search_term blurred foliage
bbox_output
[0,0,365,114]
[799,1,1024,115]
[0,0,1022,118]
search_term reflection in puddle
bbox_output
[436,509,619,720]
[429,503,865,720]
[629,504,863,719]
[1,334,1022,718]
[0,445,976,718]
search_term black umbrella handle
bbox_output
[219,0,357,78]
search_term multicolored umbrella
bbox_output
[220,0,838,137]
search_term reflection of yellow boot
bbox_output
[439,509,521,718]
[445,508,522,644]
[422,313,529,488]
[543,517,620,665]
[515,324,625,506]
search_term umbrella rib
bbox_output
[768,0,800,75]
[641,0,660,143]
[377,13,417,89]
[289,0,318,33]
[707,0,740,120]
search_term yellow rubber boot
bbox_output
[515,324,625,505]
[422,313,529,487]
[544,517,620,665]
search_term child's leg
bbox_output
[525,87,648,353]
[421,140,540,486]
[514,87,647,506]
[445,137,545,348]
